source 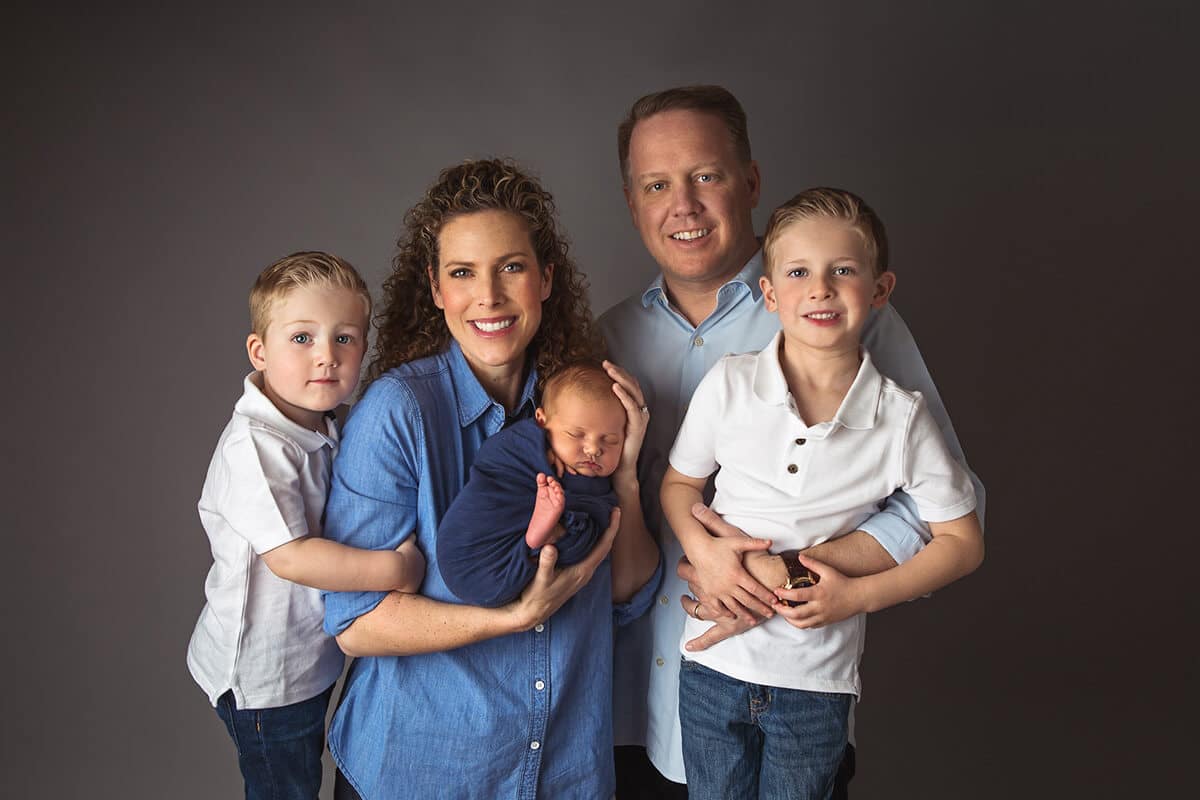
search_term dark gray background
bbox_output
[4,2,1195,797]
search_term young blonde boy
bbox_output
[660,189,984,799]
[186,252,424,800]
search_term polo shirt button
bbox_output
[787,464,798,474]
[534,623,545,633]
[795,438,806,446]
[656,657,665,667]
[530,741,540,750]
[535,680,545,691]
[694,336,704,347]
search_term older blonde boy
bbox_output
[186,252,424,800]
[660,189,984,799]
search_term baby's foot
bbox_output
[526,472,566,549]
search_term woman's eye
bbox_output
[335,334,354,345]
[291,333,311,344]
[501,262,524,273]
[448,268,470,279]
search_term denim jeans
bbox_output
[679,658,851,800]
[215,684,334,800]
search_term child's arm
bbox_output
[661,465,774,620]
[261,534,425,593]
[772,510,983,626]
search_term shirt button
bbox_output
[660,595,669,605]
[530,741,540,751]
[694,336,704,347]
[535,680,545,691]
[656,657,665,667]
[787,464,798,474]
[534,623,545,633]
[795,438,806,446]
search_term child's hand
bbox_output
[393,536,426,593]
[772,554,866,629]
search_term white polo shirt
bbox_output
[186,372,344,709]
[669,332,976,695]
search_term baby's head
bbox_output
[246,251,372,430]
[761,188,896,347]
[535,361,626,478]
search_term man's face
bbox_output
[624,109,761,293]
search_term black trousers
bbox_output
[614,743,855,799]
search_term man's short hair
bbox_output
[763,188,890,277]
[617,85,752,186]
[541,360,619,415]
[249,251,371,336]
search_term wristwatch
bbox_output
[777,550,818,607]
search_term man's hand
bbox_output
[508,507,620,632]
[772,553,868,629]
[684,503,777,618]
[678,593,764,651]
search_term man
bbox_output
[599,85,984,798]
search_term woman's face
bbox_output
[431,209,553,380]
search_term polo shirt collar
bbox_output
[751,332,883,430]
[447,339,538,428]
[235,371,337,452]
[640,246,765,309]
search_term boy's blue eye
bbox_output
[335,334,353,345]
[787,268,808,278]
[291,333,311,344]
[833,266,853,276]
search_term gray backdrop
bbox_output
[4,2,1195,797]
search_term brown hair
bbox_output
[762,187,890,277]
[617,85,752,187]
[249,251,371,336]
[366,159,602,389]
[540,360,621,416]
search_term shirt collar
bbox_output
[640,246,765,309]
[447,339,538,428]
[235,371,338,452]
[751,332,883,430]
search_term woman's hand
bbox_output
[603,360,648,484]
[508,507,621,632]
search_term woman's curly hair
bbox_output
[365,159,603,392]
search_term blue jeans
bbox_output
[215,684,334,800]
[679,658,851,800]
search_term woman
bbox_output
[322,159,661,799]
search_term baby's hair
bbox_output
[249,251,372,336]
[541,360,619,415]
[762,187,890,278]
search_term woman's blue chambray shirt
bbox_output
[322,341,660,800]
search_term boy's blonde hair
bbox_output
[762,188,890,278]
[249,251,372,336]
[541,360,620,416]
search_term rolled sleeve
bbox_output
[855,490,928,565]
[613,554,663,627]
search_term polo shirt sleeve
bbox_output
[322,376,422,635]
[667,358,727,480]
[216,427,310,555]
[900,393,978,523]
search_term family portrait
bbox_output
[6,3,1189,799]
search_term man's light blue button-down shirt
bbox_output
[599,249,985,782]
[321,341,659,799]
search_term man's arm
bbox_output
[262,534,425,592]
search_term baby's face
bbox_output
[535,391,626,477]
